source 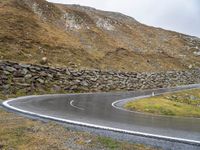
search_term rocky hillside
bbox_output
[0,0,200,72]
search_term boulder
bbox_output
[40,57,48,65]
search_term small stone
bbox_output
[56,72,62,76]
[20,64,31,68]
[194,51,200,56]
[15,83,30,87]
[37,78,45,84]
[69,85,78,90]
[188,65,193,69]
[85,139,92,144]
[3,85,10,90]
[47,74,53,78]
[13,71,24,77]
[40,57,48,65]
[75,79,81,83]
[6,66,16,72]
[81,81,89,86]
[3,71,10,75]
[25,74,32,79]
[40,71,47,77]
[189,95,197,100]
[52,85,61,92]
[90,77,98,82]
[21,68,28,75]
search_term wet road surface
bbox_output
[3,84,200,147]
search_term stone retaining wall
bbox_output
[0,61,200,95]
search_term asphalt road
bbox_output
[2,84,200,149]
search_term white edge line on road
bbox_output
[112,95,151,113]
[2,96,200,146]
[70,100,85,111]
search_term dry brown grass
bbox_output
[0,0,199,72]
[0,109,157,150]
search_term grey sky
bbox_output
[48,0,200,37]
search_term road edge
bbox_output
[2,96,200,147]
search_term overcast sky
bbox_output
[48,0,200,38]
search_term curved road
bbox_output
[2,84,200,149]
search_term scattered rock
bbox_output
[2,85,10,90]
[40,57,48,65]
[63,13,83,30]
[189,95,198,101]
[15,83,30,87]
[96,18,115,31]
[22,68,28,75]
[19,64,31,68]
[37,78,45,84]
[85,139,92,144]
[25,74,32,79]
[52,85,61,92]
[194,51,200,56]
[188,65,193,69]
[80,81,89,86]
[3,71,10,75]
[13,71,24,77]
[6,66,16,72]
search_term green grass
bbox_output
[97,137,120,149]
[96,136,155,150]
[125,89,200,118]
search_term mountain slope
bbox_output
[0,0,200,72]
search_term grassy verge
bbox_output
[96,136,155,150]
[125,89,200,118]
[0,95,157,150]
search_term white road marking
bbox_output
[112,95,151,113]
[70,100,85,111]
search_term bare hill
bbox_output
[0,0,200,72]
